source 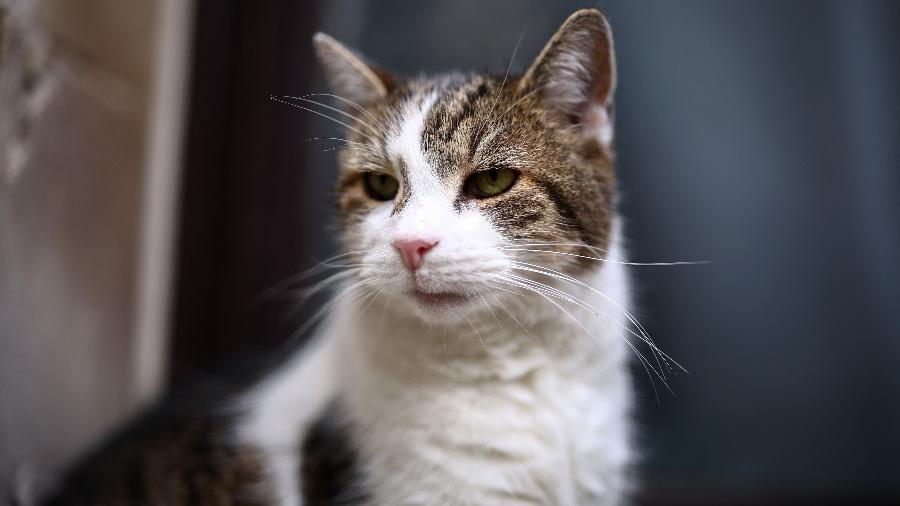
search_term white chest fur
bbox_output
[337,267,632,505]
[239,260,634,506]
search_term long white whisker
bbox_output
[474,29,525,143]
[302,136,379,156]
[258,250,366,299]
[275,270,365,325]
[303,92,381,125]
[493,276,666,397]
[486,286,530,335]
[508,260,686,375]
[270,96,378,143]
[290,269,358,302]
[501,247,709,267]
[498,272,672,389]
[490,88,539,127]
[378,293,393,333]
[505,269,677,380]
[479,293,503,330]
[356,286,381,318]
[461,312,486,348]
[281,278,374,349]
[282,95,379,135]
[510,264,668,377]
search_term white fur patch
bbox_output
[235,335,337,506]
[584,103,614,147]
[387,92,441,196]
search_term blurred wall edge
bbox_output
[0,0,193,499]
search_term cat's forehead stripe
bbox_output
[428,79,491,144]
[421,78,498,180]
[386,90,442,214]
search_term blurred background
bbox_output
[1,0,898,504]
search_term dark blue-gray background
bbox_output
[304,0,900,495]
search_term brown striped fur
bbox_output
[43,413,268,506]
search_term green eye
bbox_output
[363,172,400,201]
[466,168,518,198]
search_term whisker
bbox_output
[289,269,358,301]
[461,312,487,348]
[378,293,394,332]
[281,95,379,135]
[266,270,358,325]
[497,272,672,389]
[493,275,667,397]
[302,136,378,156]
[505,268,680,380]
[303,92,381,125]
[501,247,709,267]
[506,238,609,254]
[474,29,526,144]
[479,293,503,330]
[270,96,378,143]
[508,260,685,375]
[485,286,531,335]
[280,278,374,350]
[281,270,370,324]
[258,250,365,300]
[489,88,539,130]
[356,286,382,318]
[509,264,668,378]
[501,242,695,374]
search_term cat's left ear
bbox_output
[313,33,395,107]
[519,9,616,145]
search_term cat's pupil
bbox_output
[488,169,498,182]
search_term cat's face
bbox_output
[314,10,617,323]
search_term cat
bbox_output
[42,8,659,505]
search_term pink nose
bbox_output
[393,238,438,271]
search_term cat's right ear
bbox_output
[519,9,616,146]
[313,33,394,107]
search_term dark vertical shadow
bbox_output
[171,0,322,384]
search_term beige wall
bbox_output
[0,0,191,499]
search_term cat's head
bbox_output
[312,9,618,324]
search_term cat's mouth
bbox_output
[411,289,468,309]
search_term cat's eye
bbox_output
[363,172,400,201]
[465,168,518,198]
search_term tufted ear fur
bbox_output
[519,9,616,145]
[312,32,394,108]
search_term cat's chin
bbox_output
[392,288,482,323]
[412,289,467,308]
